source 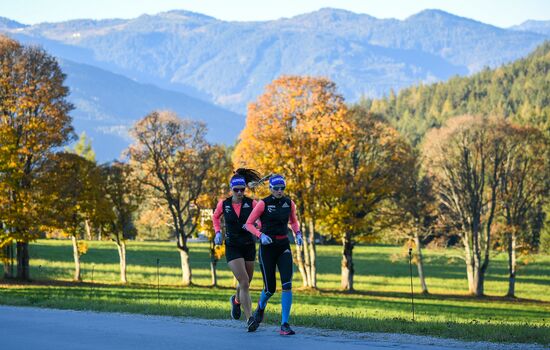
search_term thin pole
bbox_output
[156,258,160,307]
[91,263,95,297]
[10,242,14,277]
[408,248,415,321]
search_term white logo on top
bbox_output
[267,205,276,213]
[282,202,290,208]
[243,203,250,208]
[224,205,231,213]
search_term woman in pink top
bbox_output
[212,168,262,332]
[244,174,303,336]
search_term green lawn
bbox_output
[1,239,549,345]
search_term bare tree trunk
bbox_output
[294,244,308,287]
[294,219,309,287]
[178,245,192,286]
[475,267,485,297]
[466,260,483,297]
[117,240,127,283]
[466,261,475,294]
[467,255,485,297]
[210,260,218,287]
[308,219,317,288]
[341,232,354,291]
[466,261,485,297]
[16,241,30,281]
[209,243,218,287]
[301,221,312,287]
[71,236,81,282]
[84,219,92,240]
[3,243,14,278]
[2,247,9,278]
[413,231,428,294]
[302,236,312,287]
[506,231,517,297]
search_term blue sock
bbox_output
[281,290,292,324]
[259,290,271,309]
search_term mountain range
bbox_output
[1,8,549,161]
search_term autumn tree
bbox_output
[128,111,212,286]
[423,115,513,296]
[38,152,111,281]
[234,76,348,288]
[0,141,14,277]
[0,35,74,280]
[68,132,97,239]
[100,161,141,283]
[196,145,233,286]
[394,150,437,294]
[320,107,412,291]
[497,126,550,297]
[135,198,172,240]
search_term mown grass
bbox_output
[1,239,549,345]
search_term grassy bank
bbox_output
[1,240,549,344]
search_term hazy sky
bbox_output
[1,0,549,28]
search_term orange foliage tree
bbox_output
[234,76,348,288]
[0,35,74,280]
[319,107,413,291]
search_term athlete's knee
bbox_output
[282,281,292,291]
[266,283,276,295]
[237,277,250,290]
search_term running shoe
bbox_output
[279,322,295,336]
[247,317,259,332]
[253,303,265,323]
[230,295,241,320]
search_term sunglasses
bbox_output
[232,187,246,193]
[271,186,286,191]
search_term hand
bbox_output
[259,233,272,245]
[214,231,223,246]
[295,231,303,246]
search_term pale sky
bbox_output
[1,0,549,28]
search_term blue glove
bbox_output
[214,231,223,246]
[259,233,273,245]
[295,231,303,246]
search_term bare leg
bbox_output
[228,258,253,319]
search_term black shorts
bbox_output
[226,243,256,262]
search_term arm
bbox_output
[289,201,303,246]
[245,200,265,238]
[212,200,224,233]
[252,199,262,231]
[289,200,301,234]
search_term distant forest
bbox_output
[362,41,550,145]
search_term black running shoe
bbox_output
[247,317,259,332]
[230,295,241,320]
[253,303,265,323]
[279,322,295,336]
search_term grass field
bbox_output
[1,239,549,345]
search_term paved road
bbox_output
[0,306,541,350]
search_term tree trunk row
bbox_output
[341,231,354,291]
[414,232,429,294]
[117,240,127,283]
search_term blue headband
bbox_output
[269,175,286,187]
[230,176,246,188]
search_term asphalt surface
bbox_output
[0,305,542,350]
